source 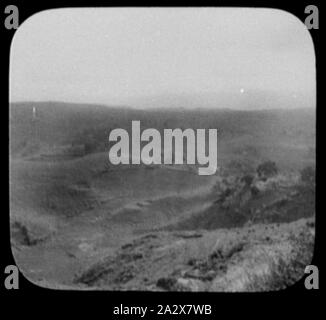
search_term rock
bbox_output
[203,270,217,281]
[176,278,206,291]
[156,277,177,290]
[78,242,94,252]
[115,268,134,284]
[212,238,245,259]
[253,181,268,193]
[187,258,198,266]
[184,269,201,278]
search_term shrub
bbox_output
[257,161,278,180]
[241,174,254,186]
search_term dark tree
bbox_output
[256,161,278,180]
[241,174,254,186]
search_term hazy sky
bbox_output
[10,8,315,107]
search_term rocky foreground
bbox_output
[73,217,314,291]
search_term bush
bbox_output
[241,174,254,186]
[257,161,278,180]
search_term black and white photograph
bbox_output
[9,7,316,291]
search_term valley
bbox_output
[9,102,316,290]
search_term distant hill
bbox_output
[10,101,315,162]
[128,89,315,111]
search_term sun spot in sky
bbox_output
[240,88,245,94]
